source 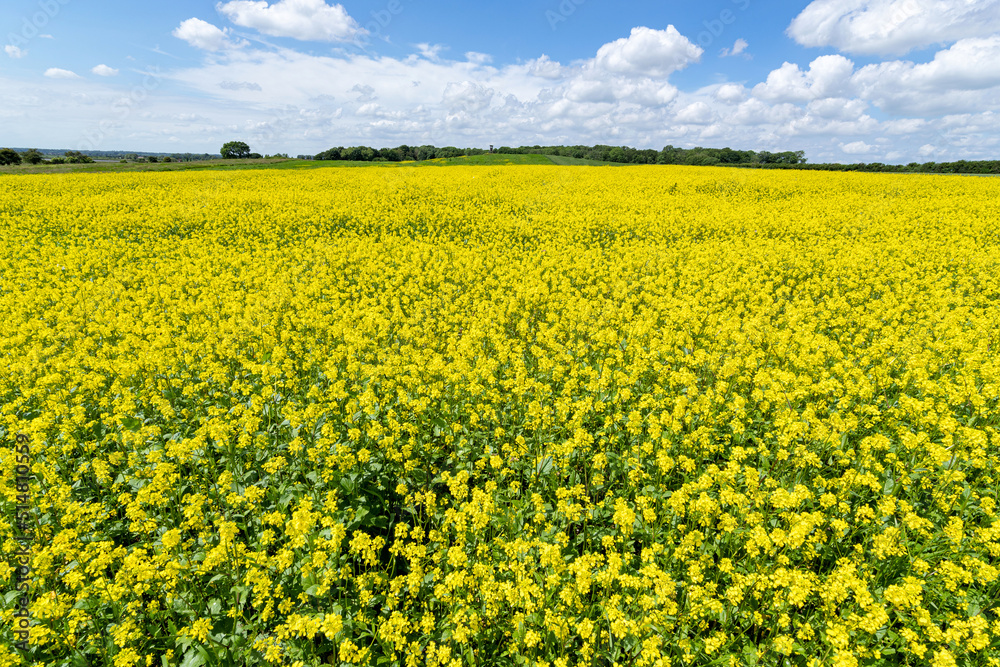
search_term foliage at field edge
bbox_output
[1,166,999,667]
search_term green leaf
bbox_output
[179,648,205,667]
[883,475,895,495]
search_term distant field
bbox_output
[0,157,293,174]
[0,153,621,174]
[545,154,624,166]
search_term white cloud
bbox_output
[674,101,715,124]
[883,117,928,134]
[415,43,445,61]
[442,81,496,113]
[753,55,855,103]
[351,83,376,101]
[593,26,702,78]
[841,140,875,154]
[466,52,492,66]
[720,38,749,58]
[805,97,869,120]
[524,55,563,79]
[714,83,747,104]
[5,45,26,59]
[44,68,80,79]
[217,0,365,42]
[173,18,245,51]
[853,36,1000,113]
[730,98,800,126]
[92,64,119,77]
[788,0,1000,56]
[620,79,680,107]
[564,78,618,104]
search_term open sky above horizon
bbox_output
[3,0,999,163]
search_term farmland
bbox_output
[1,165,999,666]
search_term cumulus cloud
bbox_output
[720,38,749,58]
[714,83,747,104]
[730,98,799,126]
[674,101,715,124]
[593,26,702,78]
[620,79,680,107]
[564,78,618,104]
[217,0,365,42]
[351,83,376,101]
[415,43,445,61]
[442,81,496,113]
[753,55,855,103]
[524,55,563,79]
[788,0,1000,56]
[173,18,245,51]
[5,45,26,59]
[852,36,1000,113]
[466,52,492,66]
[805,97,869,120]
[44,68,80,79]
[841,140,875,154]
[91,64,119,76]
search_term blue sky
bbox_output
[3,0,1000,162]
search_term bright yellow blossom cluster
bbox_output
[1,165,999,666]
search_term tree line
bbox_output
[308,143,1000,173]
[0,148,225,165]
[7,141,998,174]
[313,145,485,162]
[310,143,807,165]
[0,148,94,165]
[735,159,1000,174]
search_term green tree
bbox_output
[0,148,22,165]
[221,141,251,159]
[21,148,43,164]
[64,151,94,164]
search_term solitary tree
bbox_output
[221,141,251,159]
[0,148,22,166]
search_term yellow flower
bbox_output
[181,618,212,644]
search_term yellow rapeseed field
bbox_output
[1,165,999,667]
